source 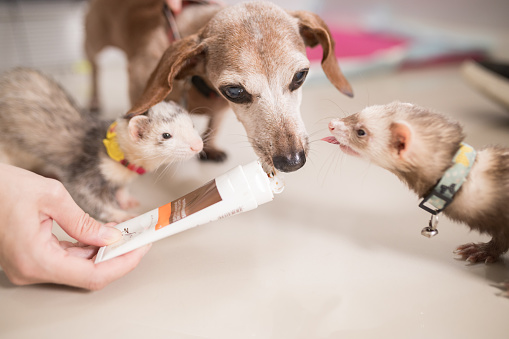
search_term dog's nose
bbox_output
[272,151,306,172]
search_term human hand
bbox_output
[165,0,182,13]
[0,164,151,290]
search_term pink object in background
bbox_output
[306,28,408,62]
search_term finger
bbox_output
[59,241,75,250]
[64,245,99,260]
[40,180,121,246]
[166,0,181,13]
[49,244,151,290]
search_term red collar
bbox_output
[120,159,146,175]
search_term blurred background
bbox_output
[1,1,509,338]
[1,0,507,112]
[1,0,507,71]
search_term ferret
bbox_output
[0,68,203,222]
[322,101,509,266]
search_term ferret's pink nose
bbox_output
[191,139,204,153]
[329,120,345,132]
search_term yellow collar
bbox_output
[103,121,146,175]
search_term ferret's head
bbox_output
[323,101,465,181]
[119,101,203,171]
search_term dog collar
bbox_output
[103,121,146,175]
[191,76,220,98]
[419,142,476,215]
[164,0,212,42]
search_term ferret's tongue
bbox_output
[321,136,340,145]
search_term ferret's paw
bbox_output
[119,196,140,210]
[454,242,499,264]
[116,188,140,210]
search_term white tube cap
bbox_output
[242,160,276,205]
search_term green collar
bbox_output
[419,142,477,215]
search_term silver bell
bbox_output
[421,226,438,238]
[421,214,439,238]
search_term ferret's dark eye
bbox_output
[357,129,366,137]
[162,133,172,139]
[220,85,253,104]
[289,68,309,91]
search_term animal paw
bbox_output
[199,148,227,162]
[454,242,499,264]
[119,196,140,210]
[116,188,140,210]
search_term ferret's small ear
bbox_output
[128,116,149,141]
[390,121,413,159]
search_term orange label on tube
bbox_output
[155,179,222,230]
[155,202,173,230]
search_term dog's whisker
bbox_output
[190,106,215,115]
[319,99,350,118]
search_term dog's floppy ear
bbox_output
[290,11,353,98]
[126,34,205,118]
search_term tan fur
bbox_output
[327,101,509,264]
[84,0,172,110]
[87,1,353,171]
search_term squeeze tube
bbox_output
[95,159,284,263]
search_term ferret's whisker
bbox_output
[318,147,337,188]
[155,157,178,183]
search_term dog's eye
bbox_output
[225,87,243,98]
[219,85,253,104]
[289,68,309,91]
[356,129,366,137]
[162,133,172,139]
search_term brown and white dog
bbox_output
[85,0,353,172]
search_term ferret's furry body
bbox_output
[0,68,202,222]
[326,101,509,263]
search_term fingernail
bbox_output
[99,226,122,243]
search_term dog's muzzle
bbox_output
[272,150,306,172]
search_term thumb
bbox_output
[41,181,121,246]
[60,213,122,247]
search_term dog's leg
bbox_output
[184,85,229,162]
[200,108,228,162]
[89,58,100,113]
[128,29,169,105]
[128,56,150,107]
[84,37,101,113]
